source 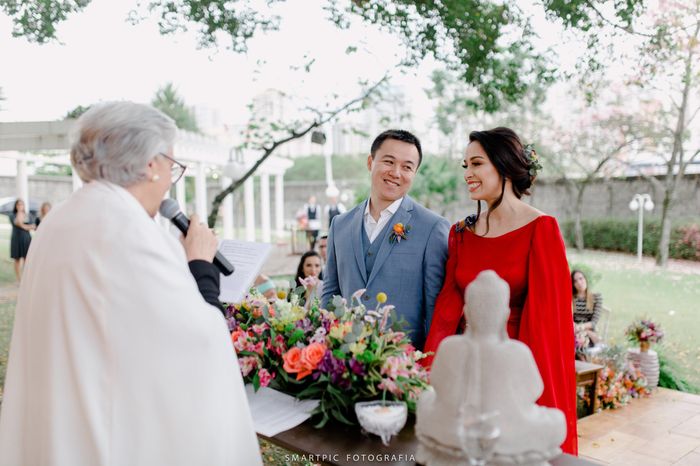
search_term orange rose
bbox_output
[282,347,304,374]
[393,223,404,235]
[301,343,327,370]
[231,330,245,344]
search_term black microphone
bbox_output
[159,199,235,276]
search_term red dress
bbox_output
[423,215,578,455]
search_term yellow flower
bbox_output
[376,292,388,304]
[393,223,405,235]
[349,341,367,355]
[329,322,352,340]
[277,290,287,300]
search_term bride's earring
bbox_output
[151,174,160,182]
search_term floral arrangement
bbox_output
[577,345,649,413]
[225,288,430,427]
[625,318,664,345]
[596,363,648,410]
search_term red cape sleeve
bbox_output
[519,216,578,455]
[422,225,464,368]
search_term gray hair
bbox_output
[70,101,177,186]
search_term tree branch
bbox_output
[206,74,389,227]
[584,0,655,37]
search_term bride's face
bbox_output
[462,142,503,202]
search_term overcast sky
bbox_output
[0,0,442,124]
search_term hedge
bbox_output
[561,219,700,261]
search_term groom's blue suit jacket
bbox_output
[321,196,449,350]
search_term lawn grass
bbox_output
[568,250,700,390]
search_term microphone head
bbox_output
[159,198,181,220]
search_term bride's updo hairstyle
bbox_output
[467,127,540,235]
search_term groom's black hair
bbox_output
[370,129,423,167]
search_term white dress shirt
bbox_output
[363,197,403,243]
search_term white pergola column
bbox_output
[16,159,29,204]
[260,173,271,243]
[244,176,256,241]
[175,176,187,212]
[275,174,285,238]
[194,162,207,220]
[71,170,83,191]
[222,176,234,239]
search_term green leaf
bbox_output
[330,408,354,425]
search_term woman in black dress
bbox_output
[10,199,34,282]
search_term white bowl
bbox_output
[355,400,408,446]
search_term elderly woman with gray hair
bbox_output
[0,102,262,466]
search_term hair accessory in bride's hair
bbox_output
[523,144,542,177]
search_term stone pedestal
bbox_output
[628,348,659,388]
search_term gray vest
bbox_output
[361,220,394,279]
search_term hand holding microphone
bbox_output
[181,213,217,262]
[159,199,235,276]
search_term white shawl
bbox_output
[0,181,262,466]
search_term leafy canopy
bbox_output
[1,0,647,112]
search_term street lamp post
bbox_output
[629,193,654,263]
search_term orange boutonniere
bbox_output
[389,222,411,244]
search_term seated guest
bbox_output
[295,250,324,303]
[0,102,262,466]
[571,269,603,354]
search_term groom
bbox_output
[321,130,449,350]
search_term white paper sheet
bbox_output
[245,385,320,437]
[218,240,273,303]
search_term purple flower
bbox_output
[319,352,347,385]
[226,317,237,332]
[295,318,314,333]
[349,357,365,376]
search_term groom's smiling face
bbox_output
[367,138,420,203]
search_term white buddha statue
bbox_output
[416,270,565,466]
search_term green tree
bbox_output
[543,99,643,251]
[639,3,700,267]
[588,1,700,266]
[0,0,90,43]
[64,104,90,119]
[1,0,646,112]
[151,82,199,133]
[285,154,368,182]
[409,157,460,216]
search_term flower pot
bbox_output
[640,341,650,352]
[628,347,659,388]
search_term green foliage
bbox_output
[142,0,281,52]
[0,0,90,43]
[34,163,72,176]
[409,157,461,215]
[284,154,368,182]
[561,218,700,261]
[657,348,700,394]
[151,82,199,132]
[3,1,644,112]
[64,104,90,119]
[329,1,555,112]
